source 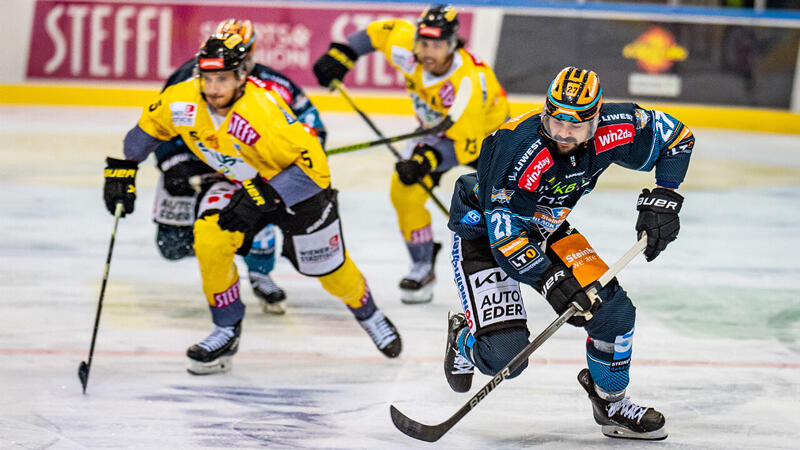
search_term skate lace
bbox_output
[251,274,281,295]
[198,326,235,352]
[452,352,474,374]
[606,397,648,423]
[405,262,433,283]
[360,311,395,349]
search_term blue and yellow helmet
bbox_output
[544,66,602,123]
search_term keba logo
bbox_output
[439,81,455,108]
[228,113,260,146]
[595,124,635,154]
[329,235,339,248]
[518,148,553,192]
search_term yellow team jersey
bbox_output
[366,19,509,165]
[138,77,330,189]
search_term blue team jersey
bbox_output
[448,102,694,286]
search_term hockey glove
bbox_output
[312,43,359,88]
[635,187,683,262]
[539,264,598,327]
[103,157,138,217]
[218,177,281,233]
[395,144,441,186]
[157,150,215,197]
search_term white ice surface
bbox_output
[1,105,799,449]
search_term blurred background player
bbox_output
[444,66,694,440]
[153,19,327,315]
[103,32,401,375]
[312,4,509,304]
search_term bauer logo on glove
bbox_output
[217,176,281,233]
[103,157,139,217]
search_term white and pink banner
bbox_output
[26,0,473,90]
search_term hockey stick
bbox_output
[78,201,124,394]
[324,121,449,156]
[330,80,450,216]
[389,234,648,442]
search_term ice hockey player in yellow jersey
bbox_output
[313,4,509,304]
[103,32,402,375]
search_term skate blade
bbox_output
[601,424,668,440]
[186,355,233,375]
[400,284,435,304]
[260,299,287,315]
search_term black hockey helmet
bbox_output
[196,33,250,78]
[415,4,459,51]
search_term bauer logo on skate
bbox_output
[213,281,240,308]
[594,124,635,154]
[518,149,553,192]
[227,113,260,145]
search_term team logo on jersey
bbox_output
[439,81,456,108]
[228,113,260,145]
[517,148,553,192]
[594,124,635,154]
[170,102,197,126]
[491,187,514,204]
[634,109,649,129]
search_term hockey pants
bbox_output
[453,234,637,394]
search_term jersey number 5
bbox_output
[300,149,313,168]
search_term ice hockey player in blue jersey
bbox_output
[443,66,694,440]
[151,19,327,315]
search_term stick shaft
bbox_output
[81,202,124,393]
[331,80,450,215]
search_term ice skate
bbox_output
[250,273,287,315]
[443,312,474,393]
[577,368,668,440]
[186,321,242,375]
[400,242,441,304]
[358,309,402,358]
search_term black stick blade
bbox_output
[78,361,89,394]
[390,405,450,443]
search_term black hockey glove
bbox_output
[103,157,138,217]
[312,43,359,88]
[157,151,215,197]
[218,177,281,233]
[635,187,683,262]
[539,264,598,327]
[395,144,441,185]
